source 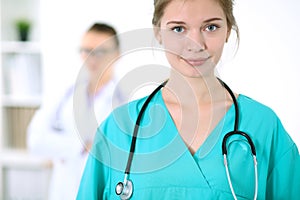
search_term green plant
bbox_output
[16,19,31,31]
[15,19,31,41]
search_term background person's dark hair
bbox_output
[88,23,120,49]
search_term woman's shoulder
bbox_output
[238,94,278,118]
[99,95,152,132]
[236,94,285,131]
[238,94,297,150]
[113,95,150,115]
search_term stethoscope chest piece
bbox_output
[115,179,133,200]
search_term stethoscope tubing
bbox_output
[218,78,258,200]
[125,80,168,174]
[116,78,258,200]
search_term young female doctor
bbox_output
[27,23,123,200]
[77,0,300,199]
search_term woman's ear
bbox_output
[153,26,162,44]
[226,29,231,43]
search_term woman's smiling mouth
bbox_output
[183,57,210,67]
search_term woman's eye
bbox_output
[205,24,218,32]
[172,26,185,33]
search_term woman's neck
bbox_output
[163,71,227,106]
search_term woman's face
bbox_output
[156,0,230,78]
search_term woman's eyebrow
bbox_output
[166,21,186,25]
[166,17,224,25]
[203,17,224,23]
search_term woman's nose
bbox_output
[186,30,205,52]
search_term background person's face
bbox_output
[80,31,118,81]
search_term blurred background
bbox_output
[0,0,299,199]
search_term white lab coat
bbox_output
[27,80,123,200]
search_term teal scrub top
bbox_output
[77,91,300,199]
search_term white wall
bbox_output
[40,0,154,102]
[41,0,300,148]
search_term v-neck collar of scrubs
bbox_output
[122,91,244,195]
[156,90,239,159]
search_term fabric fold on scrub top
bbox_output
[77,91,300,200]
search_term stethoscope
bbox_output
[51,81,124,132]
[115,79,258,200]
[51,86,75,131]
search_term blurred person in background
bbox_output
[27,22,123,200]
